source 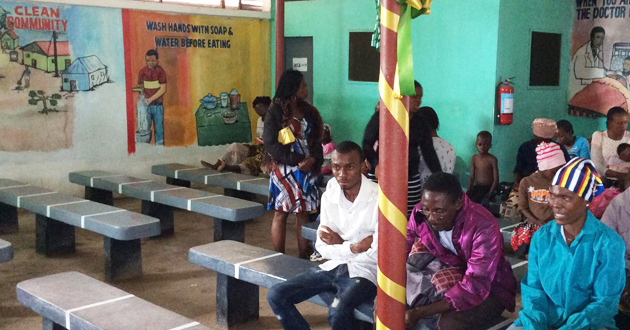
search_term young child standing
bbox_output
[467,131,499,204]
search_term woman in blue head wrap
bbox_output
[508,157,626,330]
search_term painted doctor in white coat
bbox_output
[569,26,616,98]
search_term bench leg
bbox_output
[141,200,174,236]
[43,317,67,330]
[224,188,257,201]
[216,274,259,327]
[104,237,142,282]
[36,215,76,256]
[0,202,18,234]
[85,187,113,206]
[166,177,191,188]
[214,218,245,242]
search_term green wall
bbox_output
[282,0,501,185]
[284,0,373,145]
[493,0,605,182]
[278,0,604,185]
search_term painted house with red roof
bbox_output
[1,30,19,50]
[21,40,71,72]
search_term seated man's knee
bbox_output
[327,297,353,321]
[267,284,288,309]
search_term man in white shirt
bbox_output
[267,141,379,330]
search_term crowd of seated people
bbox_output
[207,69,630,329]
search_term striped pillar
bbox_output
[376,0,409,329]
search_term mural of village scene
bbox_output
[0,3,112,152]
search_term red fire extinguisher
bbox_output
[497,78,514,125]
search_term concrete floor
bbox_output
[0,186,520,329]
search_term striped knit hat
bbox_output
[551,157,605,202]
[536,142,566,171]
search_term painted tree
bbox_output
[28,90,62,114]
[0,7,9,32]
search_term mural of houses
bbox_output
[1,30,18,50]
[62,55,109,91]
[21,41,71,72]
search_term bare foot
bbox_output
[217,159,226,171]
[201,160,219,170]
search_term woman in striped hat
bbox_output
[509,157,626,330]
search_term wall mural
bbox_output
[122,9,270,153]
[569,1,630,118]
[0,2,118,152]
[0,1,270,154]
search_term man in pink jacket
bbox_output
[405,172,516,330]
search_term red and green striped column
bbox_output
[376,0,410,329]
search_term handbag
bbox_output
[278,127,295,145]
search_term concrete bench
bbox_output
[0,239,13,263]
[190,241,524,330]
[301,220,319,242]
[152,163,269,199]
[0,179,160,281]
[189,240,374,328]
[152,163,327,200]
[69,171,265,242]
[17,271,213,330]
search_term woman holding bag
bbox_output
[263,70,323,258]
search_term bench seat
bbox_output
[152,163,327,200]
[69,170,265,241]
[190,241,522,329]
[0,239,13,263]
[17,271,212,330]
[301,221,319,242]
[152,163,270,196]
[0,179,159,240]
[190,240,375,327]
[0,179,161,281]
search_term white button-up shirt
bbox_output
[316,175,379,285]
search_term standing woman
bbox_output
[508,158,625,330]
[263,70,323,258]
[591,106,630,184]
